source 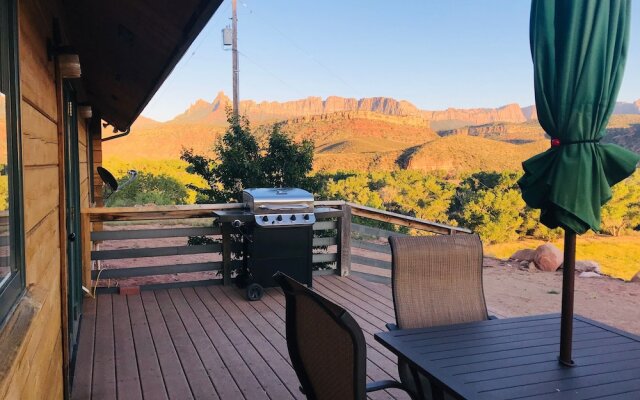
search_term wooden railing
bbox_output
[81,202,348,291]
[80,201,469,291]
[345,203,471,282]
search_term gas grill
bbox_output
[213,188,316,300]
[243,188,316,228]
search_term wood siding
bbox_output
[0,0,90,398]
[90,117,102,207]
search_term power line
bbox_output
[150,1,232,104]
[238,50,304,98]
[240,1,361,97]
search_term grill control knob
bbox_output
[290,215,297,221]
[262,216,269,222]
[303,214,310,220]
[276,215,283,221]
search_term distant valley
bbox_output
[104,92,640,174]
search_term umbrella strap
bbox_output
[550,139,600,148]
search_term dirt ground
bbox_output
[482,262,640,335]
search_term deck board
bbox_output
[154,289,219,399]
[140,291,193,400]
[71,295,97,400]
[127,294,169,400]
[112,295,143,400]
[91,294,117,399]
[72,275,411,400]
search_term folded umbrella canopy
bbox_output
[519,0,639,366]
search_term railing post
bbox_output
[81,211,92,292]
[221,222,232,286]
[336,204,352,276]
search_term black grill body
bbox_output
[213,188,317,301]
[247,225,313,289]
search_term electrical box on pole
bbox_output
[222,26,233,47]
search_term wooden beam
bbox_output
[90,226,220,241]
[91,244,222,261]
[90,262,226,279]
[81,211,92,291]
[312,253,337,263]
[348,202,471,235]
[83,203,244,222]
[83,203,343,222]
[221,223,232,286]
[336,204,352,277]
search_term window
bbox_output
[0,0,25,325]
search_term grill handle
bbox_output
[257,204,310,211]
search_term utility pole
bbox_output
[232,0,239,117]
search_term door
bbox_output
[63,83,83,360]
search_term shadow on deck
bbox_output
[71,275,410,400]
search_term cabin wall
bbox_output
[0,0,90,398]
[90,118,102,207]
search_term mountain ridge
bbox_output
[161,92,640,128]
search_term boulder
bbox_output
[510,249,536,262]
[533,243,563,272]
[483,257,503,268]
[579,271,603,279]
[575,260,600,273]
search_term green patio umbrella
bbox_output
[519,0,639,366]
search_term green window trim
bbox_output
[0,0,26,327]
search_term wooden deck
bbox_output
[71,275,410,400]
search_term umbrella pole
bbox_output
[559,229,576,366]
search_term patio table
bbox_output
[375,313,640,400]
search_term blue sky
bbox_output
[143,0,640,122]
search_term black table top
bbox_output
[375,314,640,400]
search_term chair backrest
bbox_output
[389,233,489,330]
[274,272,367,400]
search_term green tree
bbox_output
[181,111,316,204]
[451,171,526,243]
[601,171,640,235]
[108,172,189,207]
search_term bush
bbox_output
[108,172,189,207]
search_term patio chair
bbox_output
[274,272,416,400]
[388,233,490,400]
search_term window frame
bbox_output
[0,0,26,326]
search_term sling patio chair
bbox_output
[274,272,416,400]
[388,233,493,400]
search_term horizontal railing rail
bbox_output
[81,202,348,292]
[80,200,469,291]
[343,202,471,283]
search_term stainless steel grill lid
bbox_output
[243,188,315,227]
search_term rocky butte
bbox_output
[171,92,531,126]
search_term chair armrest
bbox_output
[488,315,499,320]
[366,380,417,399]
[386,323,399,331]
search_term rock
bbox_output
[510,249,536,262]
[575,260,600,273]
[579,272,603,279]
[632,271,640,283]
[533,243,563,272]
[483,257,503,268]
[528,262,537,272]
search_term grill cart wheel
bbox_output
[246,283,264,301]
